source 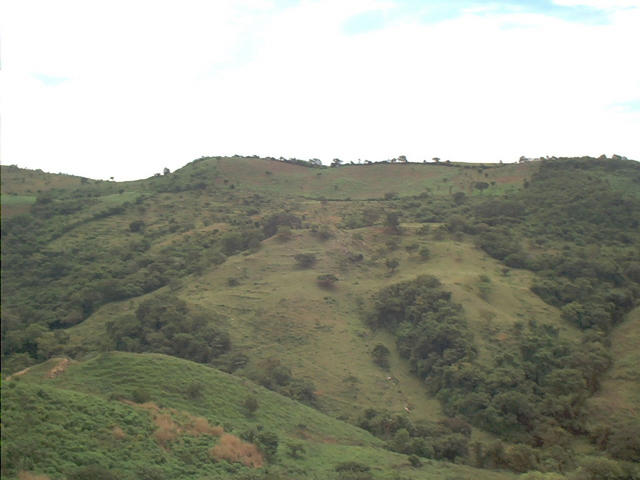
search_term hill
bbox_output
[2,155,640,479]
[3,352,517,480]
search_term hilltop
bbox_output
[2,156,640,479]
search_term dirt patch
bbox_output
[112,426,127,440]
[47,358,71,378]
[6,366,33,381]
[18,472,51,480]
[122,400,223,447]
[210,433,264,467]
[293,425,338,444]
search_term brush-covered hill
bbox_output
[3,352,517,480]
[2,155,640,479]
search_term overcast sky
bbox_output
[1,0,639,180]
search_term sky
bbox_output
[1,0,639,180]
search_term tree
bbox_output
[385,258,399,273]
[163,167,170,175]
[331,158,343,167]
[384,212,401,233]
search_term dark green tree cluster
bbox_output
[106,295,230,364]
[357,409,471,462]
[369,275,476,382]
[369,275,619,472]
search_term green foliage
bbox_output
[335,461,372,480]
[286,442,306,459]
[106,295,231,364]
[242,358,317,406]
[316,274,338,289]
[385,257,399,272]
[256,431,279,461]
[477,274,492,301]
[369,274,615,463]
[384,212,401,233]
[310,223,333,240]
[294,253,317,268]
[262,212,301,238]
[131,387,151,403]
[244,395,259,415]
[371,344,390,369]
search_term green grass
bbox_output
[4,353,517,480]
[0,194,37,205]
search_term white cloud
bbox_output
[1,0,638,180]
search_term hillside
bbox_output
[2,156,640,479]
[3,352,518,480]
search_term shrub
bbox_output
[210,434,264,467]
[67,466,118,480]
[317,274,338,289]
[186,382,204,400]
[576,456,624,480]
[311,224,333,240]
[335,461,371,473]
[286,442,306,459]
[419,247,431,260]
[371,343,391,369]
[131,388,151,404]
[294,253,317,268]
[276,225,293,241]
[385,258,399,272]
[257,431,279,461]
[243,396,259,416]
[129,220,145,232]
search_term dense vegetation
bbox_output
[2,156,639,479]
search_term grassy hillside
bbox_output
[2,352,517,480]
[2,156,639,479]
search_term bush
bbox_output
[243,396,259,416]
[317,274,338,289]
[385,258,399,272]
[276,225,293,241]
[335,461,371,473]
[256,431,279,461]
[131,388,151,404]
[310,224,333,240]
[576,456,625,480]
[186,382,204,400]
[371,343,391,369]
[294,253,317,268]
[67,465,118,480]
